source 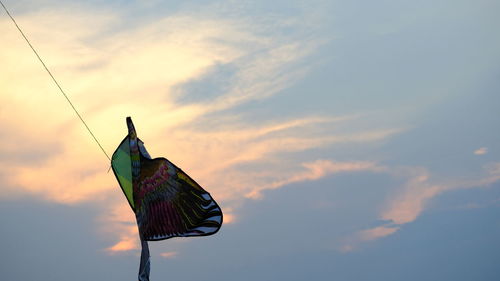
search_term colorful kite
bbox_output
[111,117,223,281]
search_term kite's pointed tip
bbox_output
[126,116,133,126]
[126,116,137,138]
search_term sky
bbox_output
[0,0,499,280]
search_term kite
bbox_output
[111,117,223,281]
[0,5,221,280]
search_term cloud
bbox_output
[106,235,138,253]
[159,119,400,204]
[246,159,382,199]
[358,225,400,241]
[0,2,404,254]
[0,3,320,202]
[474,147,487,155]
[105,224,140,253]
[342,163,500,251]
[102,201,140,253]
[159,251,178,259]
[220,207,237,224]
[380,169,440,225]
[381,164,500,225]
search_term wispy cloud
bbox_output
[106,233,138,253]
[246,159,382,199]
[357,225,400,241]
[381,164,500,225]
[342,163,500,251]
[474,147,488,155]
[159,251,178,259]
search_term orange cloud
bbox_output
[0,5,317,203]
[105,224,139,253]
[107,236,138,252]
[340,163,500,251]
[101,202,140,254]
[381,165,500,226]
[340,225,399,252]
[380,170,442,225]
[358,226,400,241]
[246,159,381,199]
[159,251,178,259]
[474,147,487,155]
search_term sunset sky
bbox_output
[1,0,499,280]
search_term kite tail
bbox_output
[138,238,151,281]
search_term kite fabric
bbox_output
[111,117,223,281]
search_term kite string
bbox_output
[0,0,111,161]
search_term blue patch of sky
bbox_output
[202,0,496,121]
[173,62,238,104]
[381,69,500,177]
[181,0,500,174]
[429,182,500,212]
